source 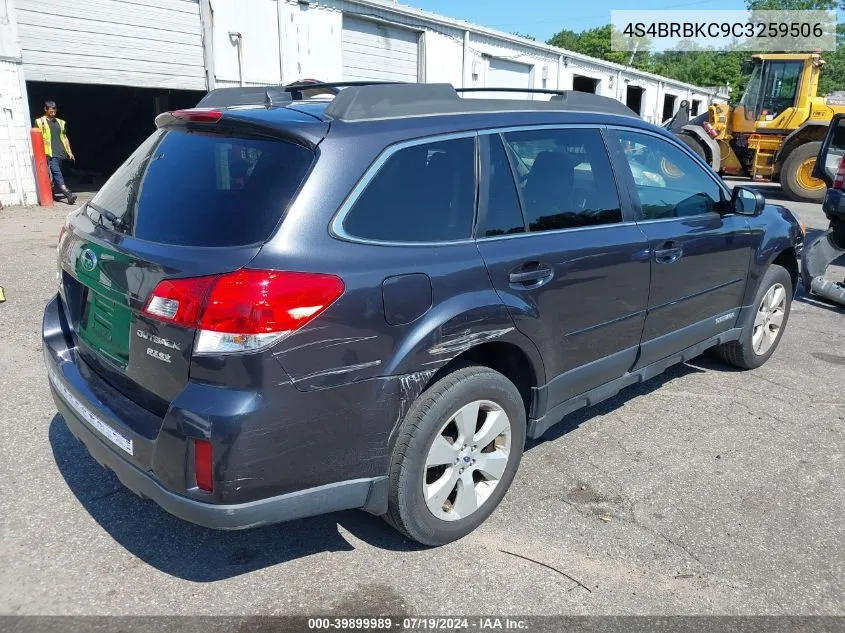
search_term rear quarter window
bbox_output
[341,136,476,243]
[88,128,314,247]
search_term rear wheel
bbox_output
[716,264,792,370]
[780,142,825,203]
[385,364,526,546]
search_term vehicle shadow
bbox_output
[48,356,735,581]
[525,360,711,447]
[48,415,424,583]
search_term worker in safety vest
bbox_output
[35,100,77,204]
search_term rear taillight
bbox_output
[702,121,718,139]
[194,439,213,492]
[170,108,223,123]
[834,155,845,190]
[145,277,216,326]
[143,270,345,354]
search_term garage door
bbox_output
[486,58,532,91]
[342,16,419,82]
[16,0,206,89]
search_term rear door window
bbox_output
[501,128,623,232]
[88,128,314,247]
[342,136,476,242]
[478,134,526,237]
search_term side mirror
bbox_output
[731,186,765,216]
[812,113,845,187]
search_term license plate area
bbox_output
[78,289,132,370]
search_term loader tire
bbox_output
[781,142,825,203]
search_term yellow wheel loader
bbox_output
[671,53,845,203]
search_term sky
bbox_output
[403,0,750,43]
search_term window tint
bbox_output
[614,131,723,220]
[89,128,314,247]
[87,130,162,230]
[502,128,622,232]
[343,137,476,242]
[480,134,525,237]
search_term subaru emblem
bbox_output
[463,456,471,463]
[80,248,98,272]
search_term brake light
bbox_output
[834,155,845,190]
[145,277,216,326]
[143,270,345,354]
[170,108,223,123]
[702,121,718,139]
[194,439,213,492]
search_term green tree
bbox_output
[745,0,837,8]
[547,28,580,51]
[818,24,845,96]
[546,25,651,70]
[575,25,629,65]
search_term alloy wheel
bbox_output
[752,282,786,355]
[422,400,512,522]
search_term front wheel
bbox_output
[384,364,526,546]
[716,264,793,370]
[780,142,825,203]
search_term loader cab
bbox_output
[734,54,818,133]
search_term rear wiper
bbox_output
[88,202,128,232]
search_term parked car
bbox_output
[805,113,845,305]
[44,83,803,546]
[813,113,845,221]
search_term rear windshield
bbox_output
[88,128,314,247]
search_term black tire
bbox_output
[678,133,708,162]
[385,364,526,546]
[780,142,825,203]
[716,264,792,370]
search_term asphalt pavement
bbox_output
[0,182,842,615]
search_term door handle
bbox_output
[509,264,553,286]
[653,242,683,264]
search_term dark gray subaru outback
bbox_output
[44,83,803,545]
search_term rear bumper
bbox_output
[52,383,379,529]
[43,294,391,529]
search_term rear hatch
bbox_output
[58,109,324,416]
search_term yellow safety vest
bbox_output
[35,116,72,158]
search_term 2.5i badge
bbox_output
[146,347,171,363]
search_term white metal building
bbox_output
[0,0,726,207]
[0,2,36,206]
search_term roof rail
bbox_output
[324,84,637,121]
[196,81,638,121]
[324,83,459,121]
[196,81,406,108]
